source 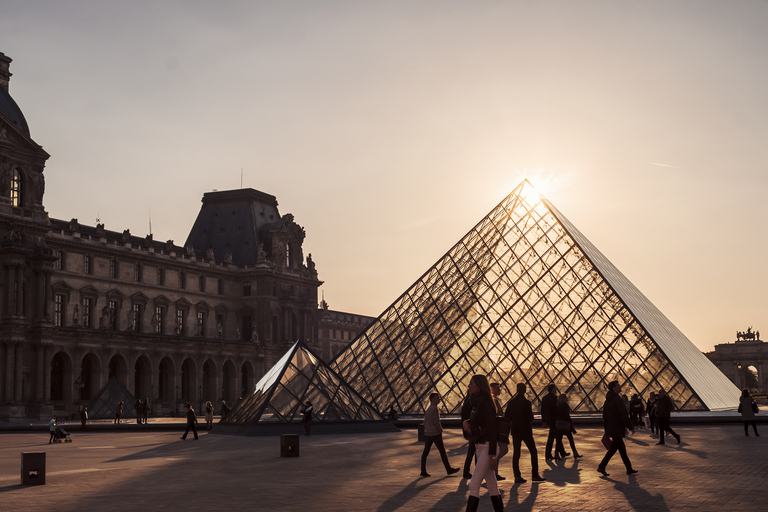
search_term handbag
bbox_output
[601,433,611,450]
[496,416,511,436]
[555,420,570,433]
[752,402,759,414]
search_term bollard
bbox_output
[280,434,300,457]
[21,452,46,485]
[417,423,425,442]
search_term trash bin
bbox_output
[21,452,46,485]
[417,423,425,442]
[280,434,300,457]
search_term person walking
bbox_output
[142,398,150,424]
[554,394,581,459]
[114,401,123,424]
[597,380,637,476]
[300,401,313,436]
[49,417,57,443]
[463,375,504,512]
[739,388,760,436]
[504,382,546,484]
[630,394,644,429]
[490,382,510,481]
[135,399,143,424]
[646,393,658,437]
[655,388,681,445]
[80,406,88,430]
[461,389,476,479]
[420,392,460,477]
[180,403,199,440]
[220,400,230,421]
[541,384,564,460]
[205,401,214,431]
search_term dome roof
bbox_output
[0,87,29,137]
[0,52,30,137]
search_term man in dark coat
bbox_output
[505,382,546,483]
[655,388,680,445]
[597,381,636,476]
[180,403,199,440]
[541,383,564,459]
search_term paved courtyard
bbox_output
[1,424,766,511]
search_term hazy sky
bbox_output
[2,1,767,352]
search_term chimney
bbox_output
[0,52,12,93]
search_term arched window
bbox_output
[10,169,21,207]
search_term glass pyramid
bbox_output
[219,341,393,434]
[87,376,138,420]
[330,180,739,415]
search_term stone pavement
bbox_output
[1,424,766,511]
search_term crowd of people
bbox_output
[417,377,753,512]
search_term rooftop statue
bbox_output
[737,327,761,342]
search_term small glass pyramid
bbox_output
[220,341,393,434]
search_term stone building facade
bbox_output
[316,300,375,362]
[0,52,328,419]
[708,330,767,393]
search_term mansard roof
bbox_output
[184,188,303,266]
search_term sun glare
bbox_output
[520,182,541,203]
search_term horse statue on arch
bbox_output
[737,327,761,342]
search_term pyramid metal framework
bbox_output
[330,180,739,415]
[87,376,137,420]
[220,341,393,434]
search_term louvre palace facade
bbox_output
[0,51,367,420]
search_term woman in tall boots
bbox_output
[462,374,504,512]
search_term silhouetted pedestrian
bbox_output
[630,394,644,428]
[135,399,143,424]
[420,393,460,477]
[463,375,503,512]
[490,382,509,481]
[541,383,564,460]
[220,400,230,421]
[205,401,214,431]
[739,388,760,436]
[504,382,546,484]
[180,403,198,440]
[114,401,123,424]
[300,401,313,436]
[555,393,581,459]
[143,398,150,424]
[49,417,57,443]
[461,390,476,480]
[646,393,658,437]
[655,388,680,445]
[597,380,637,476]
[80,407,88,430]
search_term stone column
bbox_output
[43,272,51,321]
[35,344,45,401]
[4,342,15,401]
[14,342,22,402]
[15,266,23,316]
[43,345,52,402]
[5,265,14,316]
